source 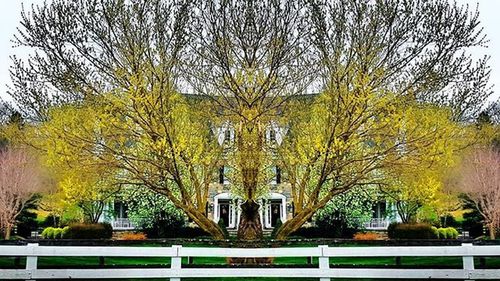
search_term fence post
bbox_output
[318,245,330,281]
[26,243,39,281]
[462,243,474,281]
[170,245,182,281]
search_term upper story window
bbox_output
[276,166,281,184]
[271,166,281,185]
[219,166,230,185]
[219,166,225,184]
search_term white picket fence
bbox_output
[1,243,500,280]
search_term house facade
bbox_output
[104,123,398,231]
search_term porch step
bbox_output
[227,228,274,236]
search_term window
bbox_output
[276,166,281,184]
[224,129,231,142]
[219,166,225,184]
[269,129,276,142]
[114,201,128,219]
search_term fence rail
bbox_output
[1,243,500,280]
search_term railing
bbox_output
[364,218,390,229]
[1,243,500,280]
[111,218,135,230]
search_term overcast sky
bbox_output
[0,0,499,103]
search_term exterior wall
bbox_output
[209,182,292,230]
[363,201,400,230]
[100,201,135,230]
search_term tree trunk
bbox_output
[237,200,263,240]
[4,225,11,240]
[186,207,226,240]
[275,208,314,240]
[488,225,496,240]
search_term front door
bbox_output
[270,200,282,227]
[218,200,231,227]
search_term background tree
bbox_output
[0,148,46,239]
[456,147,500,239]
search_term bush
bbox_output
[442,227,459,239]
[437,227,447,239]
[41,215,60,228]
[353,232,382,240]
[387,223,438,239]
[61,226,70,239]
[387,222,398,239]
[218,218,230,239]
[65,223,113,239]
[431,226,439,238]
[314,213,358,239]
[119,232,147,240]
[16,208,38,238]
[271,219,283,239]
[41,227,55,239]
[462,210,484,238]
[142,216,186,238]
[52,228,63,239]
[440,215,461,228]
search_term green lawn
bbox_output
[1,244,500,280]
[2,255,500,269]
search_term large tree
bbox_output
[8,0,492,240]
[0,148,46,239]
[270,0,491,239]
[456,148,500,239]
[184,0,316,239]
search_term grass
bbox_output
[1,243,500,280]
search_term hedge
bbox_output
[65,223,113,239]
[41,223,113,239]
[437,227,459,239]
[388,223,459,240]
[388,223,438,239]
[41,227,55,239]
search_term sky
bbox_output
[0,0,499,103]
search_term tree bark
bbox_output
[488,225,496,240]
[185,206,226,240]
[4,225,12,240]
[237,200,263,240]
[275,208,315,240]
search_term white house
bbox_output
[103,121,396,232]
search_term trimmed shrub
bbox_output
[41,227,55,239]
[431,226,439,238]
[437,227,447,239]
[52,228,63,239]
[61,226,70,239]
[387,223,438,239]
[65,223,113,239]
[443,227,459,239]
